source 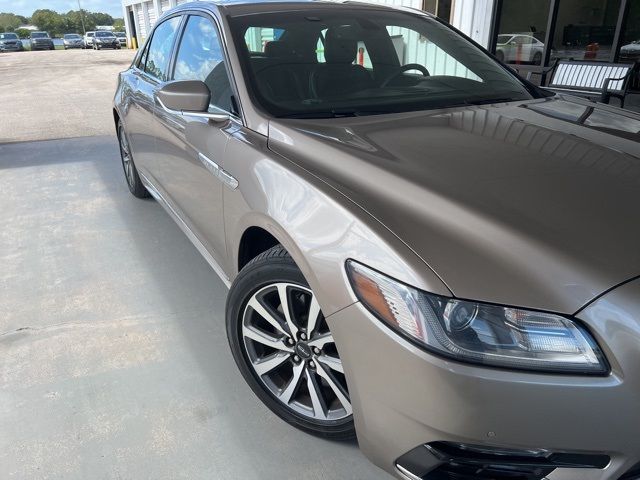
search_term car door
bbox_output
[153,13,240,274]
[124,15,183,179]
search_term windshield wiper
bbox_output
[277,109,389,119]
[458,97,518,106]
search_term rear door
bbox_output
[153,12,240,274]
[124,15,183,179]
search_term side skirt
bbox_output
[139,171,232,289]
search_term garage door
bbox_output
[161,0,171,13]
[148,2,157,28]
[136,4,147,39]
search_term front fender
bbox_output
[223,127,451,317]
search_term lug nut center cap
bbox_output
[295,342,312,359]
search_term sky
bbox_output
[0,0,123,18]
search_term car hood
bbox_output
[268,96,640,313]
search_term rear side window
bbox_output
[173,15,234,113]
[144,16,181,81]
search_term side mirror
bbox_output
[156,80,229,122]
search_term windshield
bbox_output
[31,32,49,38]
[115,32,125,37]
[230,9,534,119]
[96,31,113,37]
[497,35,512,44]
[64,34,81,39]
[0,33,18,40]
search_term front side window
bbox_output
[144,16,181,81]
[173,15,234,113]
[229,9,534,118]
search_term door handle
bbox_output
[198,153,238,190]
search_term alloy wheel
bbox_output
[241,282,351,421]
[118,125,135,188]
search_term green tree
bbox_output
[14,28,31,39]
[31,9,65,36]
[89,12,114,27]
[0,12,22,32]
[63,10,93,34]
[113,18,125,32]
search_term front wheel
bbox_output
[226,246,355,439]
[533,51,542,65]
[117,120,150,198]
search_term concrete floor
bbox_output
[0,49,136,143]
[0,49,389,480]
[0,136,388,480]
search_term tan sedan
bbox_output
[113,1,640,479]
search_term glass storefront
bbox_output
[552,0,621,62]
[493,0,551,65]
[491,0,639,91]
[619,0,640,63]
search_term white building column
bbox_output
[451,0,495,47]
[170,0,177,6]
[141,2,151,42]
[153,0,162,20]
[122,4,133,48]
[132,4,143,46]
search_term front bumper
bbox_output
[31,41,53,49]
[94,41,120,48]
[0,43,22,51]
[327,278,640,480]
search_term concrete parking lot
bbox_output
[0,49,136,143]
[0,50,388,480]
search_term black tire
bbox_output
[533,51,542,64]
[226,245,356,440]
[117,120,150,199]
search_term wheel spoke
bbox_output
[317,354,344,374]
[241,282,351,422]
[242,325,293,353]
[253,352,291,376]
[279,362,304,404]
[316,362,352,415]
[308,332,334,349]
[306,295,321,337]
[277,284,298,338]
[306,370,327,420]
[247,297,288,337]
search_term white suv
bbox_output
[83,31,95,49]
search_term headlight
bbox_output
[346,261,608,375]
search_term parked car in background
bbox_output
[620,39,640,61]
[83,31,95,48]
[0,32,24,52]
[114,32,127,48]
[115,2,640,480]
[496,33,544,64]
[30,31,54,51]
[63,33,84,49]
[92,31,120,50]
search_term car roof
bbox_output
[169,0,416,16]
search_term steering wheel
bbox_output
[380,63,430,87]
